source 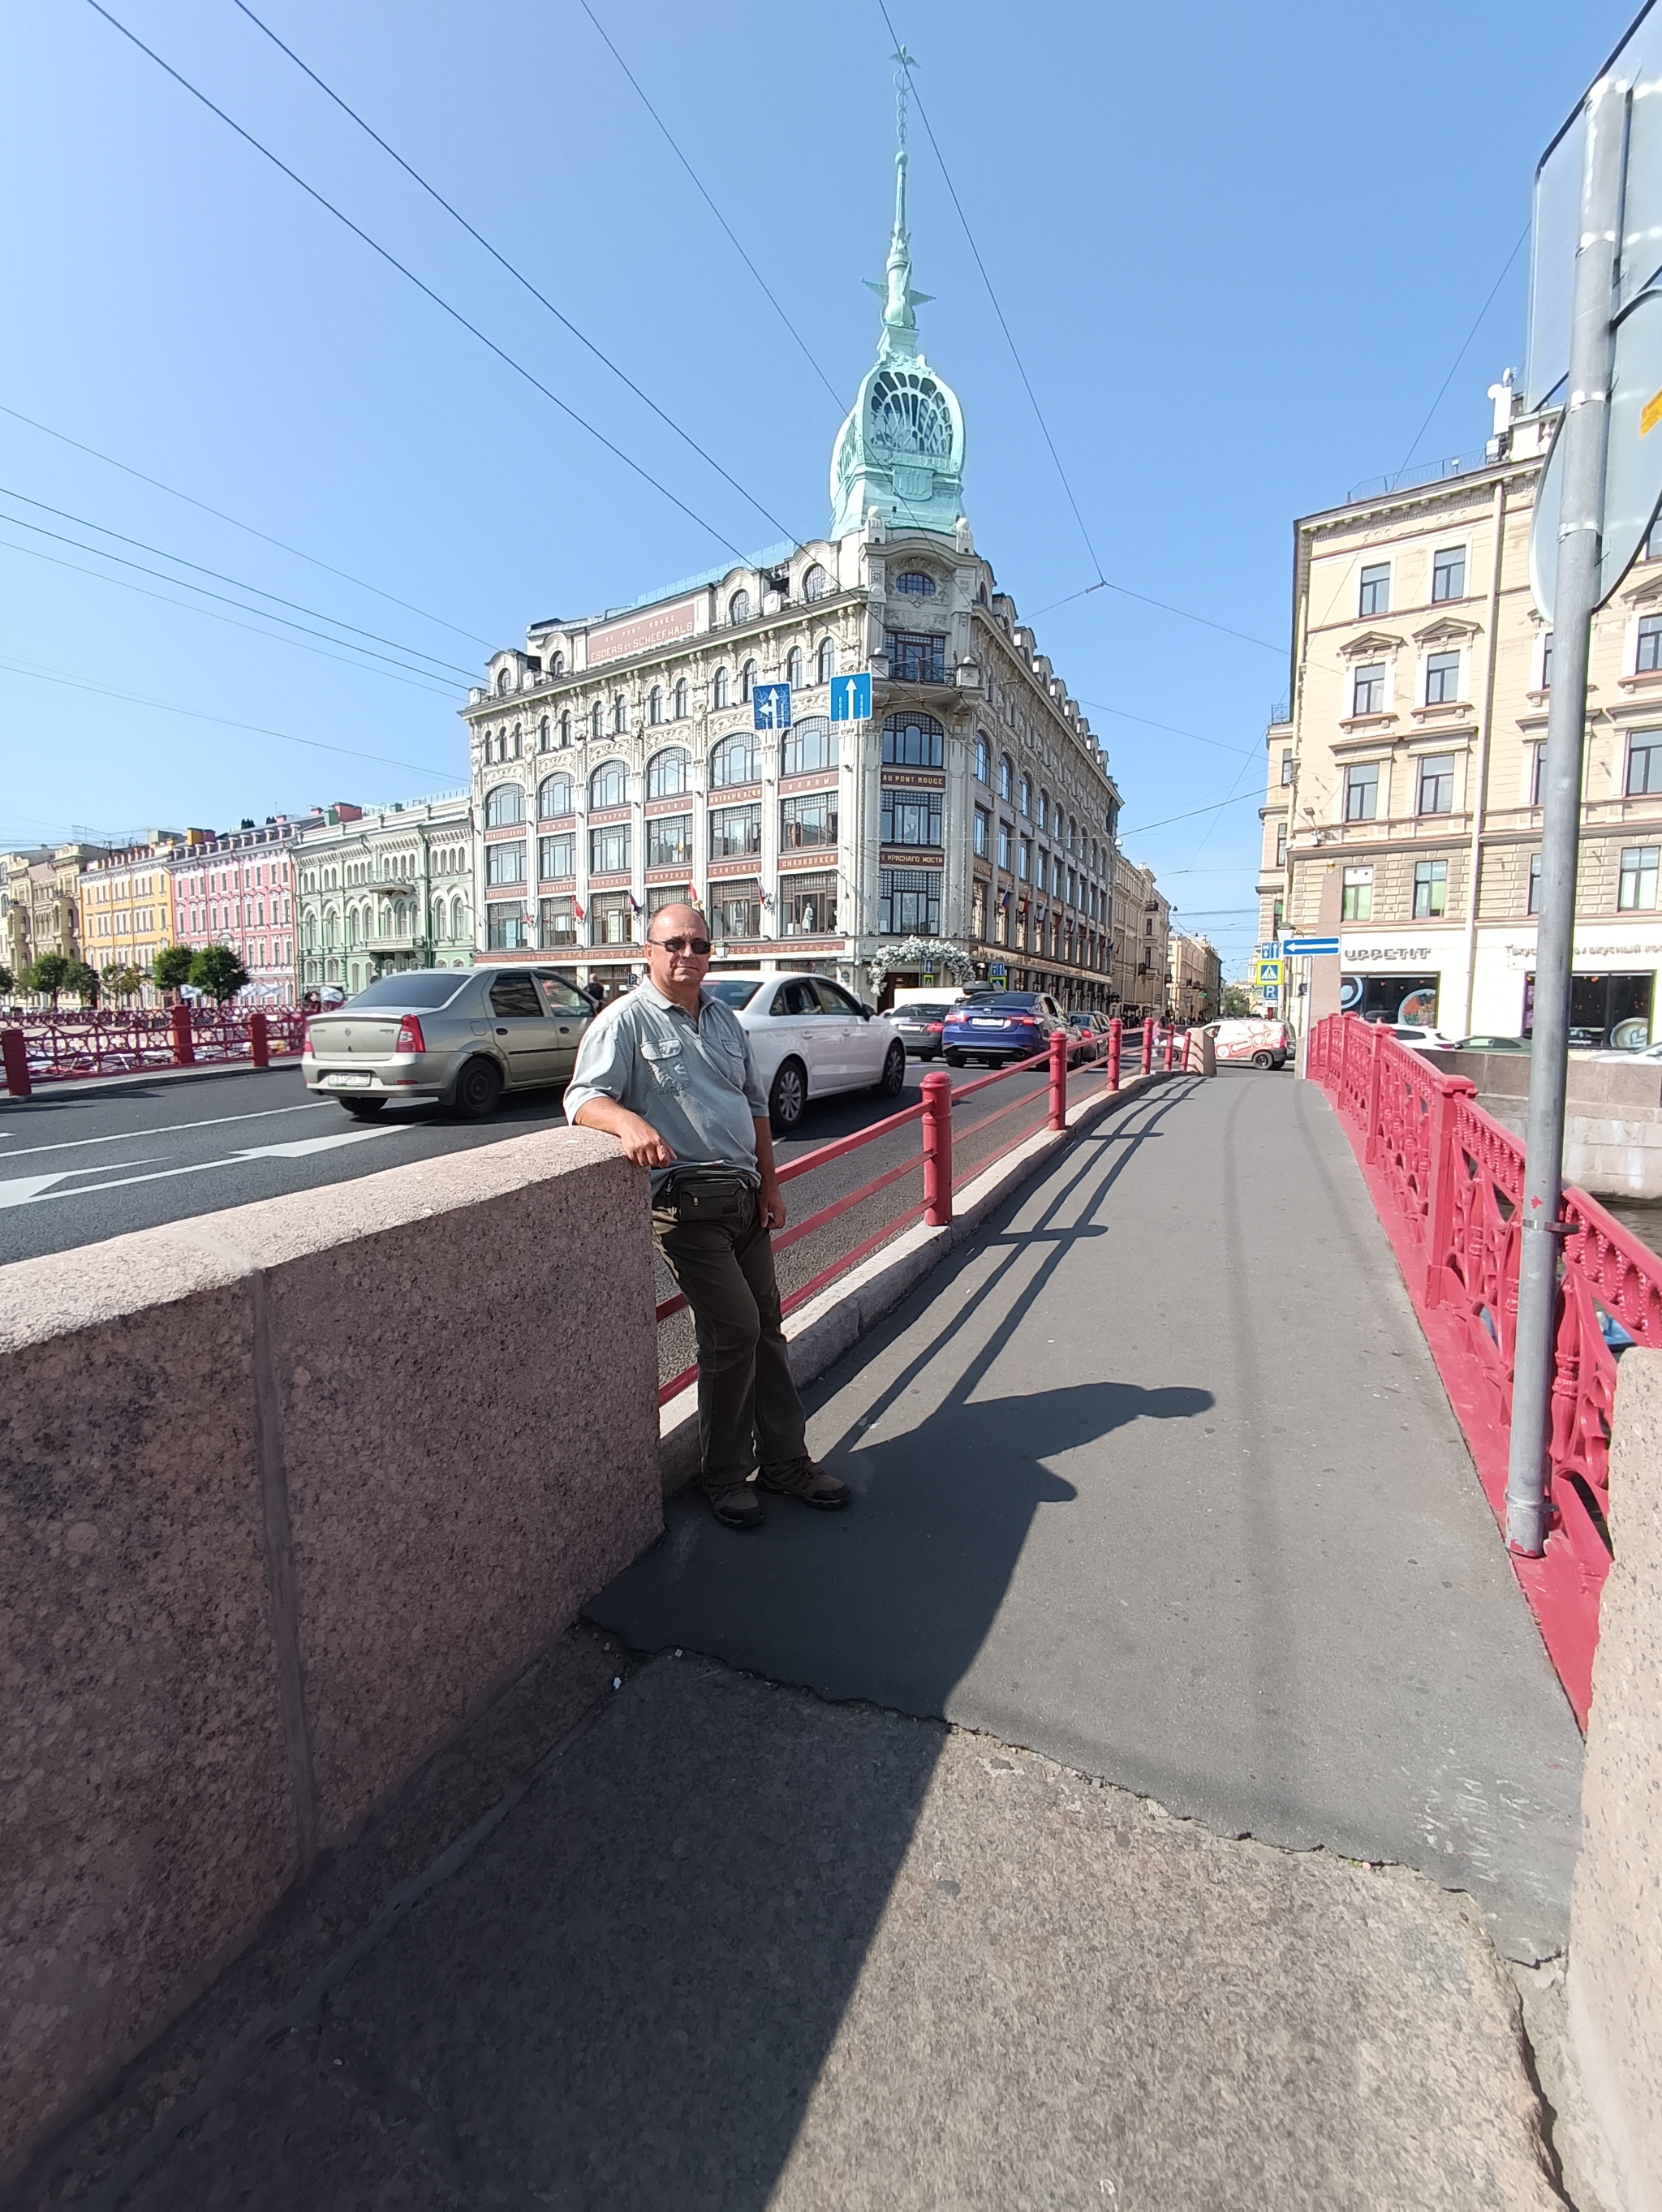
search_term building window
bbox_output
[1036,789,1049,831]
[1639,616,1662,674]
[803,564,828,601]
[709,733,756,788]
[646,815,693,869]
[540,896,576,945]
[1540,634,1553,691]
[496,668,510,695]
[1275,821,1288,867]
[741,658,758,703]
[645,746,691,798]
[1018,837,1031,882]
[591,893,634,946]
[1531,743,1546,806]
[648,686,663,725]
[880,867,941,934]
[885,630,946,683]
[894,570,937,596]
[779,871,837,936]
[673,678,689,720]
[1358,562,1390,618]
[590,759,628,809]
[484,783,524,828]
[708,803,763,860]
[729,589,751,625]
[645,884,690,921]
[1280,747,1294,787]
[538,717,550,751]
[550,650,566,676]
[1629,734,1662,794]
[1527,854,1541,914]
[1619,845,1660,910]
[1417,753,1456,815]
[1341,865,1373,922]
[1344,762,1380,821]
[589,822,631,875]
[1018,774,1031,817]
[997,821,1013,871]
[539,832,575,880]
[590,702,604,740]
[1424,650,1461,706]
[881,712,945,768]
[999,754,1014,801]
[1412,859,1449,918]
[710,880,761,940]
[781,790,837,850]
[484,841,526,886]
[975,732,990,783]
[974,807,990,859]
[1351,663,1386,717]
[1432,546,1466,602]
[816,638,837,685]
[881,789,943,847]
[713,668,731,709]
[537,772,573,819]
[786,646,804,689]
[782,715,836,774]
[486,903,526,949]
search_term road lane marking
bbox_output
[0,1158,173,1208]
[0,1100,335,1160]
[232,1130,404,1161]
[2,1126,407,1207]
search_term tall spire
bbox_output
[870,46,931,363]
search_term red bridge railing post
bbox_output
[1422,1074,1475,1312]
[1364,1018,1384,1164]
[1163,1024,1176,1073]
[1140,1018,1153,1075]
[921,1069,954,1227]
[249,1009,269,1069]
[170,1003,195,1066]
[1,1027,31,1098]
[1107,1016,1122,1093]
[1048,1026,1068,1132]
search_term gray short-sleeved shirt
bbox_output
[564,978,768,1192]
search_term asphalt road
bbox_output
[0,1051,1064,1277]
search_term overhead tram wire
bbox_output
[0,484,477,679]
[1117,790,1264,838]
[1396,219,1531,477]
[0,400,493,648]
[228,0,800,544]
[575,0,846,415]
[1031,577,1281,656]
[84,1,775,568]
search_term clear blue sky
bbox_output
[0,0,1637,975]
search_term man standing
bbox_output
[566,905,850,1530]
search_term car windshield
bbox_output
[898,1001,954,1018]
[701,979,765,1009]
[346,974,469,1010]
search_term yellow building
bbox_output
[1168,932,1221,1023]
[3,843,109,980]
[1110,851,1171,1021]
[81,837,194,998]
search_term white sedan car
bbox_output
[701,970,907,1132]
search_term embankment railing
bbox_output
[1308,1011,1662,1723]
[0,1006,304,1095]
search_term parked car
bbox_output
[884,996,962,1060]
[942,991,1069,1067]
[1451,1034,1531,1052]
[304,967,598,1120]
[700,970,906,1131]
[1066,1010,1103,1061]
[1205,1017,1293,1069]
[1376,1022,1454,1050]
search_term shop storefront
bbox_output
[1337,932,1456,1029]
[1471,926,1662,1048]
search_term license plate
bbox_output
[971,1018,1005,1028]
[326,1071,372,1087]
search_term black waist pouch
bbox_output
[654,1167,756,1229]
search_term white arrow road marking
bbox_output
[3,1125,407,1207]
[0,1158,172,1207]
[230,1130,403,1162]
[0,1100,334,1160]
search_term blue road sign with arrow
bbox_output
[752,682,791,729]
[830,673,872,723]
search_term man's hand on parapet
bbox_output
[572,1098,678,1170]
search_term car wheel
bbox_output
[873,1039,906,1097]
[339,1097,385,1121]
[1251,1050,1274,1069]
[453,1057,504,1118]
[769,1057,807,1134]
[945,1049,967,1067]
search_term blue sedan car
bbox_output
[942,990,1069,1066]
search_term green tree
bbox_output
[24,951,73,1006]
[0,965,13,999]
[1221,983,1254,1018]
[152,944,195,995]
[63,960,101,1006]
[189,944,248,1003]
[102,962,146,1004]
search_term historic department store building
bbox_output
[463,137,1124,1008]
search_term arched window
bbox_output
[537,772,573,818]
[782,714,836,775]
[484,783,524,828]
[538,717,550,751]
[612,695,628,734]
[740,658,757,703]
[1019,776,1031,817]
[729,588,751,624]
[550,650,566,676]
[786,646,804,688]
[558,711,571,747]
[673,677,689,719]
[512,724,523,759]
[816,638,836,685]
[1000,755,1014,801]
[590,701,604,741]
[1069,815,1078,851]
[713,667,730,709]
[802,564,828,602]
[1037,790,1048,831]
[975,732,990,784]
[648,686,663,725]
[881,711,945,769]
[646,746,691,798]
[709,732,756,789]
[496,668,510,695]
[589,759,628,810]
[895,570,937,597]
[450,894,466,941]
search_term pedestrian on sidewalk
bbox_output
[565,903,850,1531]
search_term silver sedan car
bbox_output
[303,967,597,1119]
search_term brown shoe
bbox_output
[758,1457,850,1511]
[704,1478,764,1530]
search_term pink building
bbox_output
[165,816,302,1004]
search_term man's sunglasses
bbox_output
[649,933,712,956]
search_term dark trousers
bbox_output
[654,1194,807,1489]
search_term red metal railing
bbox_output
[1308,1012,1661,1724]
[0,1007,304,1095]
[654,1022,1199,1408]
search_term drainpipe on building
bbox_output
[1457,476,1509,1039]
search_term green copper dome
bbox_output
[829,93,966,541]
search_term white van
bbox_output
[1206,1018,1293,1069]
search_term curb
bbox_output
[1,1058,293,1104]
[658,1067,1188,1493]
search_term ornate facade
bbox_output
[295,792,475,996]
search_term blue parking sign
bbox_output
[752,682,791,729]
[830,672,872,723]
